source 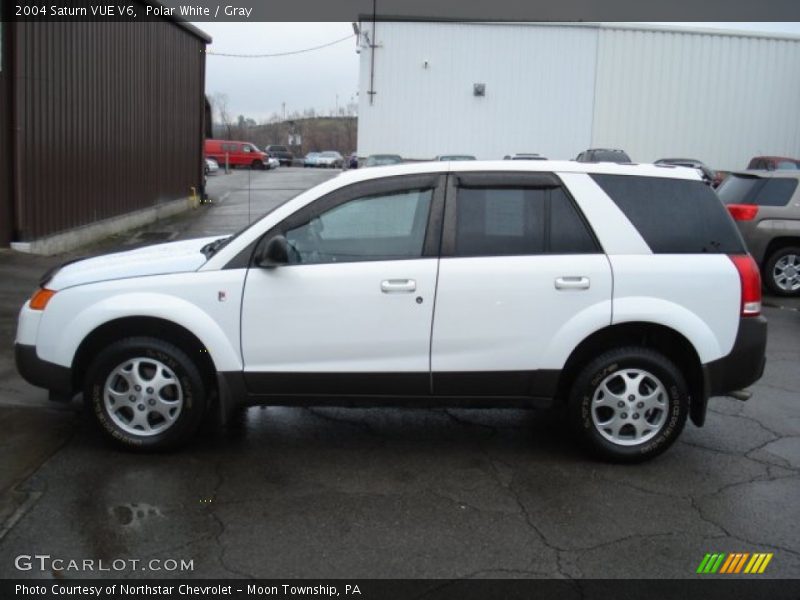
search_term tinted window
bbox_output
[717,175,797,207]
[454,186,598,256]
[285,189,432,264]
[550,188,599,253]
[591,174,745,254]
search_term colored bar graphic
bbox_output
[719,554,736,573]
[721,553,739,573]
[758,554,773,573]
[744,554,760,574]
[697,554,713,574]
[734,553,750,573]
[700,552,773,575]
[710,554,725,573]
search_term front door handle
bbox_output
[555,276,590,290]
[381,279,416,293]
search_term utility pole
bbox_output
[336,94,339,116]
[282,102,286,121]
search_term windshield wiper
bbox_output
[201,236,232,259]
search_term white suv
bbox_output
[15,161,767,461]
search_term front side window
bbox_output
[454,186,598,257]
[285,189,433,264]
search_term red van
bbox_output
[204,139,269,170]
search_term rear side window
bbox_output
[454,186,599,256]
[591,174,745,254]
[717,175,798,207]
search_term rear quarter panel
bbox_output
[609,255,741,363]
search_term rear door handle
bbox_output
[555,276,590,290]
[381,279,416,293]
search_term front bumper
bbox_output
[693,315,768,426]
[14,343,73,397]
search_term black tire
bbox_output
[85,337,209,451]
[763,246,800,297]
[251,159,264,170]
[567,346,689,463]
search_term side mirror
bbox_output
[256,235,291,268]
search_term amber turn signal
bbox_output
[29,288,56,311]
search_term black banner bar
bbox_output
[6,0,800,23]
[4,579,800,600]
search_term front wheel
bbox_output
[85,337,209,450]
[568,347,689,462]
[764,246,800,297]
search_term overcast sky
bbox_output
[195,22,800,122]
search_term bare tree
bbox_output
[210,92,233,139]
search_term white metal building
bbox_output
[356,21,800,170]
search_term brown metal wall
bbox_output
[11,14,207,241]
[0,19,13,246]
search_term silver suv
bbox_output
[718,171,800,296]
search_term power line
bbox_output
[206,33,356,58]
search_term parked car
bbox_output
[15,161,765,462]
[267,156,280,170]
[304,152,321,168]
[747,156,800,171]
[316,151,344,169]
[506,153,547,161]
[435,155,476,161]
[204,157,219,175]
[654,158,721,186]
[204,139,269,170]
[364,154,403,167]
[265,145,294,166]
[717,170,800,296]
[575,148,632,163]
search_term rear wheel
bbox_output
[85,337,209,450]
[764,246,800,297]
[251,159,264,170]
[568,347,689,462]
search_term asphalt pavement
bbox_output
[0,166,798,579]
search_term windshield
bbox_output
[200,189,306,258]
[776,161,799,170]
[592,150,630,162]
[439,155,476,161]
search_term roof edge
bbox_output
[144,0,212,43]
[355,18,800,43]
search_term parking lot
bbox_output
[0,166,798,579]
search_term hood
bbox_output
[44,236,223,290]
